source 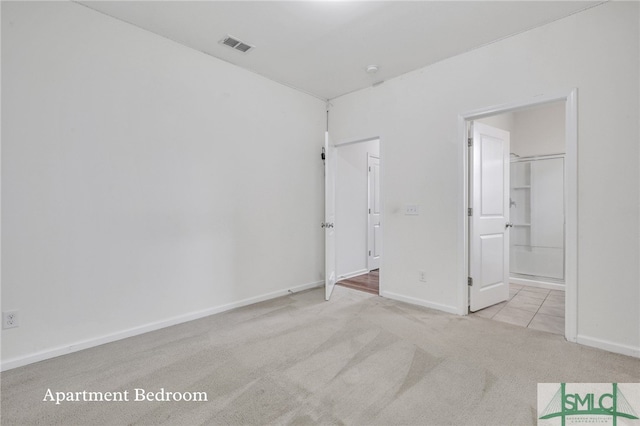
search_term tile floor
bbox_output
[471,284,565,335]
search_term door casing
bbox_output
[459,89,578,342]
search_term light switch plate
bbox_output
[405,204,419,215]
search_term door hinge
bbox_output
[369,208,371,214]
[468,137,473,147]
[369,166,371,172]
[468,277,473,286]
[467,207,472,216]
[369,250,372,256]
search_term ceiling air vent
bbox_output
[220,35,254,54]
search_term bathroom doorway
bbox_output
[463,94,576,338]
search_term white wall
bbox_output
[479,101,565,158]
[336,139,380,279]
[477,112,515,136]
[1,2,326,368]
[512,101,566,157]
[329,2,639,355]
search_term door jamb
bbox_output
[458,89,578,343]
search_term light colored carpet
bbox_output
[1,286,638,425]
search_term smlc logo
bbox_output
[538,383,640,426]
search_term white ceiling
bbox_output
[79,1,602,100]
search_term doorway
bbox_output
[333,137,381,296]
[461,90,577,341]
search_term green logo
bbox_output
[539,383,639,426]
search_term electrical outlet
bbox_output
[3,311,19,329]
[419,270,427,283]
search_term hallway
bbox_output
[337,270,379,295]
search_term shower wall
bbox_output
[510,156,565,282]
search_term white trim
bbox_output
[381,291,459,315]
[461,89,576,120]
[337,269,369,281]
[510,277,565,291]
[458,115,470,316]
[378,139,384,296]
[0,280,323,372]
[576,335,640,359]
[459,88,579,342]
[564,89,578,343]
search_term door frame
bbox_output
[334,136,383,294]
[458,88,578,342]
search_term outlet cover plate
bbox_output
[3,311,19,329]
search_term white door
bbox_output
[368,155,381,271]
[324,132,337,301]
[469,122,511,312]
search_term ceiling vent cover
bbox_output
[220,35,254,53]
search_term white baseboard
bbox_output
[380,291,460,315]
[337,269,369,281]
[0,280,324,372]
[576,334,640,358]
[510,277,565,291]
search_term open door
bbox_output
[469,122,511,312]
[324,132,337,300]
[368,155,381,271]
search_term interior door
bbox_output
[368,155,381,270]
[324,132,337,301]
[469,122,511,312]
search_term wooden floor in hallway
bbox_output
[337,270,379,295]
